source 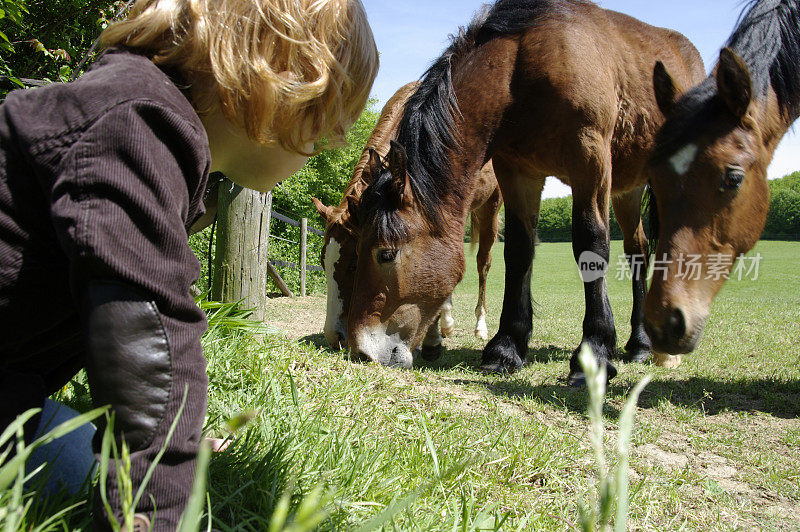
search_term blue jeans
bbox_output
[25,399,97,497]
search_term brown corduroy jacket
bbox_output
[0,48,211,530]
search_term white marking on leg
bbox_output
[440,297,455,337]
[474,306,488,340]
[669,144,698,176]
[323,238,346,348]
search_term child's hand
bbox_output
[205,437,232,452]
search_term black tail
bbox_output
[642,183,659,257]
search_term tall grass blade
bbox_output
[176,440,212,532]
[614,374,651,532]
[353,459,472,532]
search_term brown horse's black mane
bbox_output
[646,0,800,251]
[361,0,592,240]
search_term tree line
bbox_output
[534,172,800,242]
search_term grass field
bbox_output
[8,241,800,530]
[257,240,800,530]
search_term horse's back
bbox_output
[498,1,703,186]
[515,3,700,108]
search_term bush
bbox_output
[764,187,800,240]
[764,171,800,240]
[535,195,625,243]
[536,196,573,242]
[1,1,123,96]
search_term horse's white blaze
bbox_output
[323,238,346,347]
[474,306,488,340]
[355,325,414,368]
[440,297,455,337]
[669,143,698,176]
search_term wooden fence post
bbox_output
[300,217,307,297]
[212,182,272,322]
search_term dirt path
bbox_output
[263,295,327,341]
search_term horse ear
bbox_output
[346,193,359,218]
[653,61,684,116]
[312,197,332,222]
[367,148,382,181]
[341,194,360,235]
[388,140,411,209]
[716,47,752,119]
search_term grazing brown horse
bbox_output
[313,82,502,363]
[645,0,800,356]
[345,0,705,383]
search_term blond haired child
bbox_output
[0,0,377,529]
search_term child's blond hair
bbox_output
[101,0,379,154]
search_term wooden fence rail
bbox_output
[270,210,325,236]
[268,209,325,297]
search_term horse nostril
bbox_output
[667,308,686,340]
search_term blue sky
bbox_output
[361,0,799,198]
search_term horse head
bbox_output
[645,48,774,354]
[346,141,465,367]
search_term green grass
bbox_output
[6,241,800,530]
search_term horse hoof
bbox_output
[566,362,617,388]
[440,323,455,338]
[480,360,518,375]
[481,334,524,374]
[625,349,651,364]
[654,352,682,368]
[474,328,488,340]
[566,371,586,388]
[421,343,444,361]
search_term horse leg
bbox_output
[568,144,617,386]
[421,314,444,361]
[612,187,652,363]
[473,188,501,340]
[439,295,455,338]
[481,164,544,373]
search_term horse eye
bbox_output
[720,165,745,191]
[377,249,398,264]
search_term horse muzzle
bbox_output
[350,327,414,368]
[645,306,708,355]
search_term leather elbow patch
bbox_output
[84,282,172,451]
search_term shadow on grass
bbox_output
[417,344,573,372]
[320,335,800,419]
[299,332,328,349]
[464,369,800,420]
[452,376,608,419]
[609,377,800,419]
[419,345,800,419]
[206,432,290,529]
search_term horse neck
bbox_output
[759,88,796,161]
[439,38,518,218]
